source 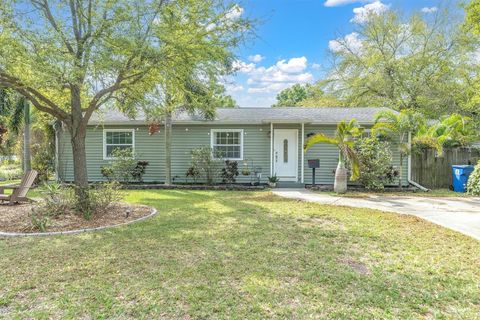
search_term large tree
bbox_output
[324,8,477,118]
[0,0,246,206]
[141,0,248,185]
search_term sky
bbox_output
[227,0,447,108]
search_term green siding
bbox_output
[57,123,408,186]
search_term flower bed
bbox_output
[0,203,156,236]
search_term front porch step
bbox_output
[276,182,305,188]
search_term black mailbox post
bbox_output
[308,159,320,186]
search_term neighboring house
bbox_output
[55,107,409,186]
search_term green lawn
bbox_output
[0,190,479,319]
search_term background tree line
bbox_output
[274,3,480,126]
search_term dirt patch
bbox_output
[0,202,154,234]
[339,258,371,275]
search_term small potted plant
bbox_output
[242,168,251,176]
[268,175,279,188]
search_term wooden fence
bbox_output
[411,148,480,189]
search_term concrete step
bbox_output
[276,181,305,188]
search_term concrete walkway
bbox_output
[273,189,480,241]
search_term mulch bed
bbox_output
[0,203,153,234]
[306,184,419,192]
[124,184,267,190]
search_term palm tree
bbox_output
[304,119,363,194]
[0,89,32,172]
[414,114,478,155]
[372,109,425,188]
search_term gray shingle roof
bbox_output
[89,107,391,125]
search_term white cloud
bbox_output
[232,60,256,73]
[312,63,321,69]
[225,82,244,93]
[235,56,314,94]
[275,57,308,74]
[329,32,363,54]
[248,54,265,63]
[421,7,438,14]
[351,1,390,24]
[324,0,373,7]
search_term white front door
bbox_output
[274,129,298,181]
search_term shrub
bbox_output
[190,147,222,185]
[29,209,50,232]
[88,182,122,214]
[186,166,200,183]
[110,149,137,183]
[100,166,114,181]
[467,161,480,195]
[31,182,122,227]
[353,137,399,190]
[0,163,22,180]
[32,147,54,183]
[221,160,239,184]
[100,149,149,183]
[131,161,149,182]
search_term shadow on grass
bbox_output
[0,190,479,318]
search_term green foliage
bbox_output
[268,175,279,183]
[31,182,122,227]
[29,210,50,232]
[131,161,149,183]
[305,119,363,181]
[100,166,114,182]
[272,83,343,107]
[414,114,479,155]
[373,109,425,156]
[467,161,480,195]
[31,147,54,183]
[186,166,200,183]
[353,137,398,190]
[190,147,222,185]
[325,9,476,118]
[88,182,123,214]
[100,149,149,183]
[0,163,22,180]
[221,160,239,184]
[273,84,312,107]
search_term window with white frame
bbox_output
[211,129,243,160]
[104,129,135,159]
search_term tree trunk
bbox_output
[23,101,31,172]
[334,161,348,194]
[69,86,91,215]
[71,126,90,213]
[164,111,172,185]
[399,154,403,189]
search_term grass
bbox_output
[0,190,479,319]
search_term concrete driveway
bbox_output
[273,189,480,241]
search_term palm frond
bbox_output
[304,133,338,151]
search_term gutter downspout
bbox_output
[270,122,273,177]
[301,123,304,183]
[407,131,429,192]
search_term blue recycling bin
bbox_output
[452,165,475,193]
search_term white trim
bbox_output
[210,129,244,160]
[301,123,305,183]
[273,129,299,182]
[270,122,273,176]
[103,129,135,160]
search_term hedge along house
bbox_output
[55,107,410,186]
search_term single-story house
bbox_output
[55,107,410,186]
